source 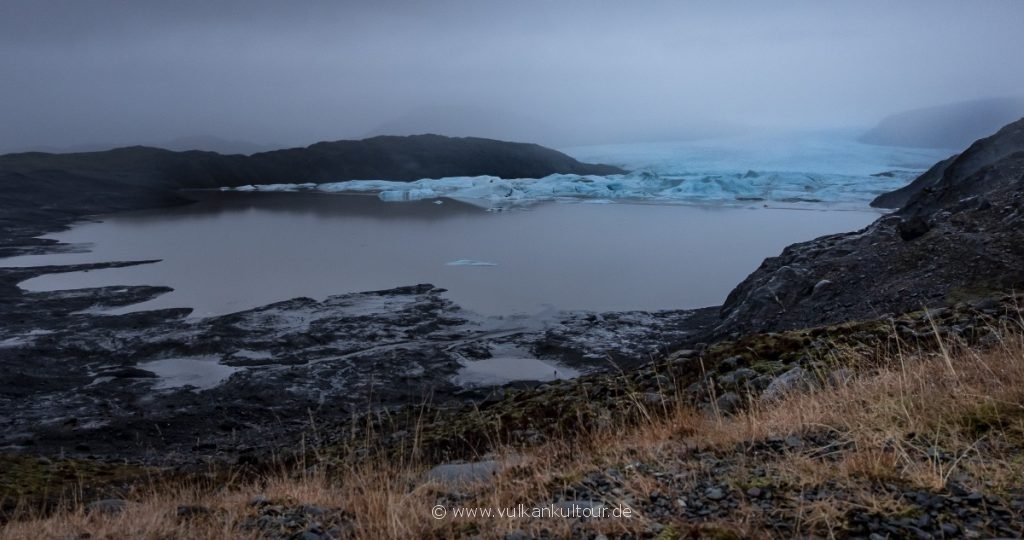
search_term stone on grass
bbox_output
[85,499,127,515]
[715,392,742,414]
[761,367,815,402]
[424,460,500,487]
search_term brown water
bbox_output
[4,191,879,317]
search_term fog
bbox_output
[2,0,1023,152]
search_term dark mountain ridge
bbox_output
[0,134,624,254]
[0,134,623,189]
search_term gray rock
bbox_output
[85,498,127,515]
[720,355,742,370]
[827,368,855,386]
[717,265,809,333]
[641,392,664,406]
[299,504,326,516]
[897,216,931,241]
[749,374,773,391]
[810,279,833,299]
[715,392,742,414]
[425,460,499,487]
[761,367,815,402]
[716,372,737,387]
[176,505,212,519]
[733,368,758,385]
[704,487,726,501]
[249,495,271,507]
[718,368,756,388]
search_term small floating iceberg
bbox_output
[446,259,498,267]
[229,183,317,192]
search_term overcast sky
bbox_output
[1,0,1023,151]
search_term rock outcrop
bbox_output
[869,154,957,209]
[718,118,1024,337]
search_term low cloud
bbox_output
[2,0,1022,151]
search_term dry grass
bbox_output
[4,326,1024,539]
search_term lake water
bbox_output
[3,191,879,317]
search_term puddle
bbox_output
[453,356,581,386]
[138,356,241,390]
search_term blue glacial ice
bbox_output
[224,131,954,208]
[446,259,498,267]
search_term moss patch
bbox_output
[0,454,147,515]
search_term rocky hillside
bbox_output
[871,118,1024,208]
[717,118,1024,337]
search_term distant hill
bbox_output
[4,135,277,156]
[0,134,625,246]
[860,97,1024,149]
[157,135,275,155]
[0,134,624,190]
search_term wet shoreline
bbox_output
[0,248,717,465]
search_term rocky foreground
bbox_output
[3,295,1023,538]
[0,263,714,465]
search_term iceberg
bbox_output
[446,259,498,267]
[227,183,316,192]
[306,169,923,208]
[221,132,953,208]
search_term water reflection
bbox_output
[4,192,880,317]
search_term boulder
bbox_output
[424,460,500,487]
[761,367,816,402]
[897,216,930,241]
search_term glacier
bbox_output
[223,131,954,208]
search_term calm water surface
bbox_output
[4,192,879,316]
